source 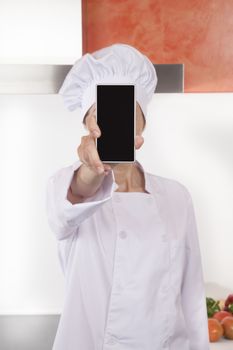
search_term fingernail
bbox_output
[93,130,99,137]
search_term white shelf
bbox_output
[0,64,71,94]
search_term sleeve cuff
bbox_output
[53,160,119,233]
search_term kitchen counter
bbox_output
[210,338,233,349]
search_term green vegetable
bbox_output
[228,303,233,313]
[206,297,221,318]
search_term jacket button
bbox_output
[107,336,118,345]
[119,230,127,239]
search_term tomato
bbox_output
[221,316,233,340]
[225,294,233,308]
[208,318,223,342]
[213,311,232,322]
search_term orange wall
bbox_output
[82,0,233,92]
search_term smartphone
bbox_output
[96,84,135,163]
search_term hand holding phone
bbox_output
[68,104,113,204]
[78,103,111,175]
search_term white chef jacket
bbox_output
[46,159,210,350]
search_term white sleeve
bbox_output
[46,159,118,241]
[181,192,210,350]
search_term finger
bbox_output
[85,110,101,138]
[80,136,111,175]
[84,137,106,174]
[135,135,144,149]
[88,136,112,171]
[77,140,90,168]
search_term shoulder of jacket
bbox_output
[46,160,83,191]
[147,172,192,204]
[49,159,82,180]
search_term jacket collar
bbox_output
[134,159,155,195]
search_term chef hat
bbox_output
[58,43,158,122]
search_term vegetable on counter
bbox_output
[206,293,233,342]
[221,317,233,340]
[208,318,223,342]
[213,311,232,322]
[218,299,226,311]
[206,297,221,318]
[224,294,233,313]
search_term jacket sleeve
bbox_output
[181,191,210,350]
[46,159,118,241]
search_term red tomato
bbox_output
[208,318,223,342]
[225,294,233,308]
[221,316,233,340]
[213,311,232,322]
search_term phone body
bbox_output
[95,84,135,163]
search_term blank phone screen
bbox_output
[96,84,135,163]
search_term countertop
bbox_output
[210,338,233,349]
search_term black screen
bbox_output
[96,85,135,162]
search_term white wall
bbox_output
[0,0,82,64]
[0,93,232,314]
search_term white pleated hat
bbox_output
[58,43,158,121]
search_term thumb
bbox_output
[135,135,144,149]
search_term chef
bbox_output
[46,43,210,350]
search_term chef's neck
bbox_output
[111,162,144,192]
